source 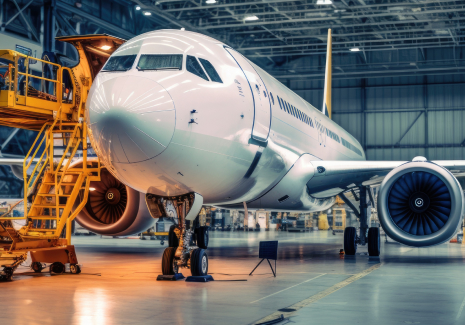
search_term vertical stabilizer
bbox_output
[322,29,332,119]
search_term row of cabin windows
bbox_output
[102,54,223,83]
[326,128,340,143]
[341,138,363,156]
[276,96,314,128]
[274,92,362,157]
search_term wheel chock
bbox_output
[157,273,185,281]
[185,275,214,282]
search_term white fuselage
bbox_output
[87,30,365,210]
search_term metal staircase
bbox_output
[0,49,101,280]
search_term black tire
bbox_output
[344,227,357,255]
[368,227,381,257]
[196,226,209,249]
[31,262,43,273]
[190,248,208,276]
[162,247,177,275]
[50,262,65,274]
[168,225,179,248]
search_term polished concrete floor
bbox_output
[2,230,465,325]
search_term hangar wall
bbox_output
[288,62,465,161]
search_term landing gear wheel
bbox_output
[196,226,209,249]
[162,247,178,275]
[70,264,82,274]
[190,248,208,276]
[368,227,381,257]
[0,267,13,281]
[31,262,44,273]
[344,227,357,255]
[50,262,65,274]
[168,225,179,248]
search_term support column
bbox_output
[43,0,56,53]
[359,186,368,245]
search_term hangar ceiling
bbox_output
[0,0,464,189]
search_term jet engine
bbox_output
[378,161,464,247]
[72,160,154,236]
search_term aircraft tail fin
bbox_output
[322,29,332,119]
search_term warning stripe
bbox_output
[252,262,382,324]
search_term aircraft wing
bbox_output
[307,159,465,198]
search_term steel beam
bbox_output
[394,112,423,146]
[198,8,465,30]
[56,1,135,40]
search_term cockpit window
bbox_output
[186,55,208,81]
[137,54,183,71]
[102,55,137,72]
[198,58,223,83]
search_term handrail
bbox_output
[18,71,58,84]
[0,199,24,220]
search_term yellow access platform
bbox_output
[0,34,124,280]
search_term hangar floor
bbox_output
[1,230,465,325]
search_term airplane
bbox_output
[46,29,465,277]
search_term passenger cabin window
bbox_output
[198,58,222,83]
[102,55,137,72]
[186,55,208,81]
[137,54,183,71]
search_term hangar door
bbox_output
[225,47,271,143]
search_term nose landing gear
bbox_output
[147,193,208,279]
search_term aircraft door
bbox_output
[225,47,271,142]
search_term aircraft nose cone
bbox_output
[88,76,175,164]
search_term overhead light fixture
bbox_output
[244,15,259,21]
[89,187,96,192]
[101,45,112,50]
[206,0,216,3]
[135,5,141,10]
[316,0,332,4]
[144,11,152,16]
[350,47,360,52]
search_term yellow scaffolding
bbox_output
[0,34,125,279]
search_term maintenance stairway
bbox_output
[0,35,123,280]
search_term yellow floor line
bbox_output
[252,262,382,325]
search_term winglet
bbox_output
[322,29,332,119]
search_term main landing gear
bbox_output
[340,186,380,257]
[146,193,207,277]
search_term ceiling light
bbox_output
[100,45,112,50]
[350,47,360,52]
[89,187,96,191]
[144,11,152,16]
[206,0,216,3]
[244,15,259,21]
[316,0,332,4]
[135,5,141,10]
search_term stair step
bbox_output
[37,193,71,197]
[27,216,58,220]
[43,182,76,185]
[32,204,66,208]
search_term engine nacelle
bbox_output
[72,160,154,236]
[378,161,464,247]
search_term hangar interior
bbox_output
[1,1,465,325]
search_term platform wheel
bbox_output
[70,264,81,274]
[190,248,208,276]
[31,262,44,273]
[344,227,357,255]
[168,225,179,248]
[0,267,13,281]
[162,247,178,275]
[368,227,381,257]
[50,262,65,274]
[196,226,209,249]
